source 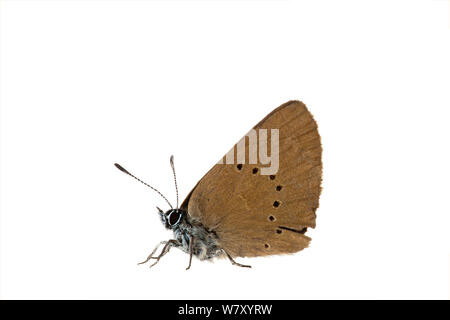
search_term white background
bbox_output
[1,0,449,299]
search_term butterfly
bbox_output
[115,100,322,269]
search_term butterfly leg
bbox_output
[185,236,194,271]
[223,250,251,268]
[148,240,179,268]
[138,240,166,265]
[138,240,179,267]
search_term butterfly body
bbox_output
[159,208,223,261]
[116,100,322,269]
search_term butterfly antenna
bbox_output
[169,155,179,209]
[114,163,173,209]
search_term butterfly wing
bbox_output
[181,101,322,258]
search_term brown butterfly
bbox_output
[115,100,322,269]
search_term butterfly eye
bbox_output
[168,210,182,226]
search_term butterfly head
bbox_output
[158,207,185,229]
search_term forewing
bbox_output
[182,101,322,258]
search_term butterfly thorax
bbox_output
[160,208,223,260]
